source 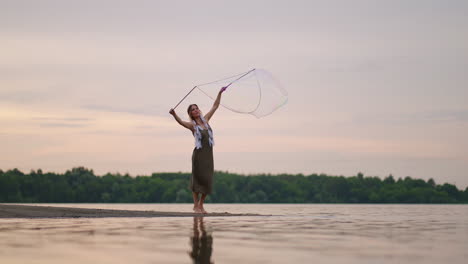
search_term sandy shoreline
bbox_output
[0,204,260,218]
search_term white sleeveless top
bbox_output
[192,115,214,149]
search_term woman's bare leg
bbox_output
[198,194,208,214]
[192,192,201,213]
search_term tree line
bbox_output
[1,167,467,203]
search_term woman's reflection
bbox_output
[189,217,214,264]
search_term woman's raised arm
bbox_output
[169,108,194,131]
[204,87,226,122]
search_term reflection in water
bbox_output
[189,217,214,264]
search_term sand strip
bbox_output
[0,204,261,218]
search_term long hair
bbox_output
[187,104,198,121]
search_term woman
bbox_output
[169,87,226,214]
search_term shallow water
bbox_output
[0,204,467,264]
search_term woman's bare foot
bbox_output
[199,207,208,214]
[193,207,202,213]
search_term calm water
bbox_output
[0,204,467,264]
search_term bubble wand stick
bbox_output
[172,68,255,110]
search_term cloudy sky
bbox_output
[1,0,467,188]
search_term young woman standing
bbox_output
[169,87,226,213]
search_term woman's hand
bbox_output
[169,108,175,116]
[220,86,227,93]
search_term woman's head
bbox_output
[187,104,201,120]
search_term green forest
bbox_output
[1,167,467,203]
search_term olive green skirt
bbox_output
[190,129,213,194]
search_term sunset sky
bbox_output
[1,0,467,188]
